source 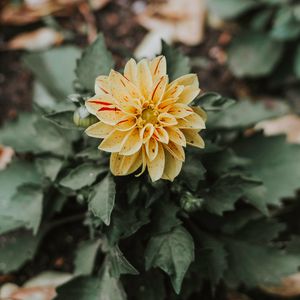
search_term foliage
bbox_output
[209,0,300,80]
[1,36,300,299]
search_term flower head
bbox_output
[85,56,206,181]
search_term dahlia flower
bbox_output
[85,56,206,181]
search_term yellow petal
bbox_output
[137,59,153,99]
[116,117,137,131]
[85,95,116,116]
[136,146,147,177]
[99,130,128,152]
[177,113,206,129]
[140,123,155,143]
[110,151,142,176]
[119,128,143,156]
[109,69,142,101]
[95,75,111,95]
[154,127,169,144]
[158,113,178,127]
[182,129,205,148]
[164,141,185,161]
[145,137,158,161]
[178,85,200,104]
[193,106,207,122]
[124,58,138,85]
[150,75,169,106]
[147,143,165,181]
[164,83,184,99]
[162,150,182,181]
[165,127,186,146]
[150,55,167,83]
[166,103,193,118]
[85,122,113,138]
[172,74,199,87]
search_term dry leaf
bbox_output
[255,114,300,144]
[0,271,73,300]
[5,28,64,51]
[0,0,110,25]
[0,146,14,171]
[262,273,300,297]
[135,0,207,58]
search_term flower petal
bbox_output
[119,128,143,156]
[193,106,207,122]
[85,122,113,138]
[166,103,194,118]
[154,127,169,144]
[182,129,205,148]
[164,83,184,99]
[158,113,178,127]
[151,75,168,106]
[124,58,138,85]
[99,130,128,152]
[178,85,200,104]
[85,95,116,116]
[164,141,185,161]
[137,59,153,99]
[150,55,167,83]
[95,75,111,95]
[145,137,158,161]
[177,113,206,129]
[162,150,182,181]
[172,73,199,87]
[140,123,155,143]
[116,117,137,131]
[147,143,165,181]
[165,127,186,146]
[110,151,142,176]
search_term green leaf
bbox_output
[145,226,195,294]
[0,112,73,155]
[208,0,259,19]
[23,46,81,99]
[207,99,289,130]
[196,92,235,111]
[88,175,116,225]
[108,246,139,278]
[1,184,43,235]
[43,110,79,130]
[228,32,283,77]
[161,41,191,81]
[75,34,114,91]
[0,230,42,273]
[60,163,105,190]
[36,157,64,181]
[196,231,228,286]
[204,174,261,215]
[235,135,300,205]
[294,44,300,79]
[74,240,101,276]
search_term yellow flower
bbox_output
[85,56,206,182]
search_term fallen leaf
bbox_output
[5,28,64,51]
[255,114,300,144]
[0,145,14,171]
[0,0,110,25]
[0,271,73,300]
[262,273,300,297]
[134,0,206,58]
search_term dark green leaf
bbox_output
[195,92,235,111]
[161,41,191,81]
[44,110,79,130]
[35,157,64,181]
[88,175,116,225]
[145,226,194,294]
[75,34,114,91]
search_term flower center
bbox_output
[141,108,158,125]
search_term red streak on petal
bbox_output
[89,100,112,106]
[153,133,159,140]
[151,76,164,100]
[98,107,121,112]
[154,56,163,75]
[100,87,109,94]
[117,119,128,125]
[120,79,126,87]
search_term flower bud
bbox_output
[180,192,203,213]
[73,107,98,128]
